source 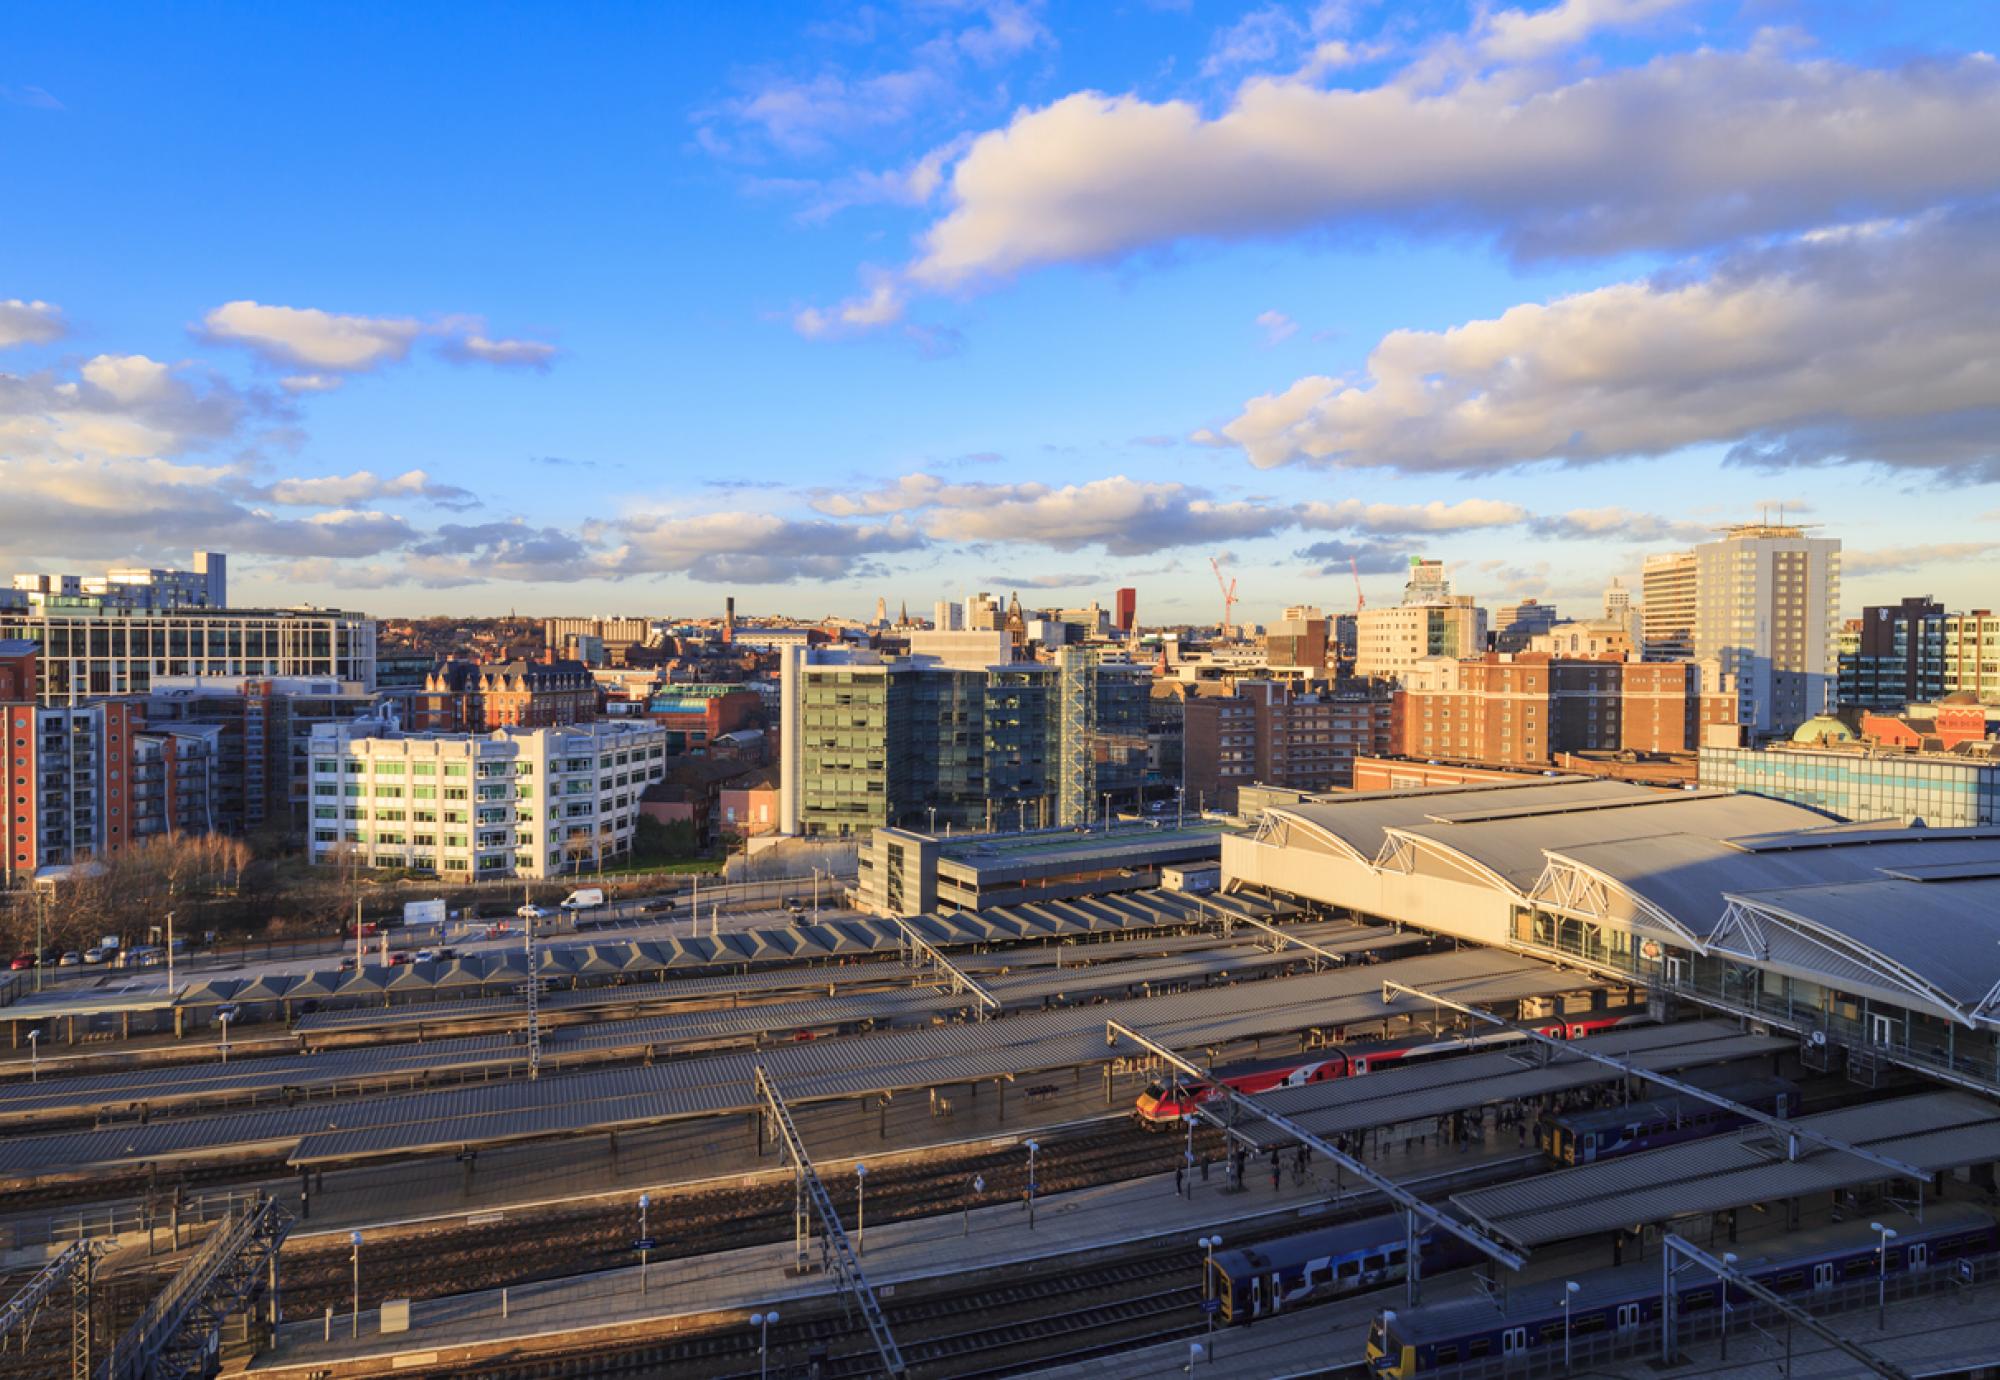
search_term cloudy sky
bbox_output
[3,0,1997,623]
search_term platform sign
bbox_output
[634,1238,657,1251]
[1202,1299,1220,1315]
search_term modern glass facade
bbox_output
[1700,745,2000,827]
[0,607,377,701]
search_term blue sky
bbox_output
[3,0,1998,623]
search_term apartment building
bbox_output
[307,719,668,879]
[1945,611,2000,703]
[0,605,376,701]
[1182,681,1393,810]
[1688,522,1840,736]
[1641,550,1696,659]
[3,644,141,884]
[1354,598,1487,681]
[1390,653,1705,766]
[1264,606,1330,672]
[414,657,597,732]
[10,551,226,612]
[1838,597,1947,708]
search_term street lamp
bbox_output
[1561,1281,1579,1372]
[639,1193,652,1293]
[854,1163,868,1255]
[964,1174,985,1236]
[1182,1100,1196,1199]
[1025,1140,1040,1230]
[927,806,938,835]
[1199,1234,1223,1347]
[1871,1222,1898,1329]
[26,1028,39,1083]
[751,1309,780,1380]
[1719,1251,1738,1360]
[349,1231,363,1338]
[218,1005,236,1064]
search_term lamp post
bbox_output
[218,1007,234,1064]
[1199,1234,1223,1344]
[927,806,937,835]
[1025,1140,1040,1230]
[854,1163,868,1255]
[1871,1222,1898,1330]
[26,1028,39,1083]
[965,1174,984,1236]
[349,1231,363,1339]
[1719,1251,1738,1360]
[639,1193,652,1293]
[751,1308,779,1380]
[1562,1281,1579,1372]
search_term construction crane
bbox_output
[1209,556,1238,640]
[1350,556,1366,612]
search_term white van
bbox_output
[561,888,605,912]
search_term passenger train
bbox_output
[1365,1203,2000,1376]
[1536,1076,1801,1165]
[1134,1014,1650,1126]
[1207,1213,1482,1323]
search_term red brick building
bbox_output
[1183,681,1393,809]
[1391,654,1709,767]
[414,656,597,732]
[4,643,141,884]
[1862,695,1998,752]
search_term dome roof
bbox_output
[1792,714,1856,744]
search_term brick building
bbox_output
[1390,654,1713,767]
[1182,681,1393,810]
[415,657,597,733]
[646,684,763,755]
[4,643,141,885]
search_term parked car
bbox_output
[560,888,605,912]
[57,951,81,967]
[82,947,110,965]
[337,955,357,972]
[8,953,36,971]
[388,950,413,966]
[414,948,437,964]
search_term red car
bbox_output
[8,953,37,971]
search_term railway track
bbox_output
[274,1121,1226,1320]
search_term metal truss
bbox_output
[1661,1233,1909,1379]
[1712,897,1980,1032]
[1377,979,1930,1183]
[895,918,998,1019]
[753,1065,908,1378]
[1212,910,1344,971]
[1105,1018,1525,1307]
[100,1194,290,1380]
[1528,857,1700,950]
[2,1240,102,1377]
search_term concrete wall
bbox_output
[1222,833,1517,947]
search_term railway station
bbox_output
[2,788,1999,1380]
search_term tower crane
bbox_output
[1210,555,1239,640]
[1350,556,1366,612]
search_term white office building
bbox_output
[307,719,668,880]
[1692,522,1841,737]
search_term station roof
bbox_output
[1272,779,1656,863]
[0,946,1604,1179]
[1230,1020,1792,1148]
[1450,1090,2000,1248]
[935,822,1234,882]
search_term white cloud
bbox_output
[0,353,252,466]
[1297,497,1529,533]
[1206,209,2000,480]
[1526,507,1710,542]
[605,512,926,583]
[1844,542,2000,577]
[795,274,907,338]
[439,334,559,370]
[0,299,64,349]
[1475,0,1688,65]
[200,301,424,372]
[266,468,479,511]
[1256,309,1298,344]
[902,48,2000,289]
[280,374,342,394]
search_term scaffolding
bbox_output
[753,1065,908,1377]
[1055,647,1097,827]
[99,1195,289,1380]
[1106,1018,1524,1306]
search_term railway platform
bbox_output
[240,1140,1533,1375]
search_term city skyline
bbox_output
[5,1,2000,621]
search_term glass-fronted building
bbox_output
[1700,743,2000,827]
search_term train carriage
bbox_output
[1365,1202,1999,1376]
[1535,1075,1801,1164]
[1207,1214,1481,1323]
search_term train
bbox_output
[1535,1076,1801,1165]
[1207,1212,1483,1323]
[1364,1202,2000,1376]
[1134,1014,1650,1127]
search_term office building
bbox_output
[1401,558,1450,605]
[1182,681,1393,810]
[1264,606,1330,672]
[542,616,654,665]
[1691,522,1841,736]
[1641,550,1696,659]
[1838,597,1946,708]
[1391,653,1705,766]
[1603,578,1634,637]
[857,819,1230,917]
[645,684,761,754]
[0,605,377,702]
[777,644,1147,837]
[1354,598,1487,681]
[10,550,227,613]
[307,718,668,879]
[932,599,962,632]
[1115,587,1137,635]
[1493,599,1559,652]
[1700,738,2000,828]
[1945,611,2000,703]
[1529,619,1634,660]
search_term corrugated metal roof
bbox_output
[1277,781,1652,861]
[1450,1091,2000,1247]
